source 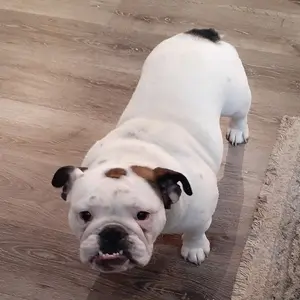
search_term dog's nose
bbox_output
[98,225,128,254]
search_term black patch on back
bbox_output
[186,28,221,43]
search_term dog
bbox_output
[51,28,251,273]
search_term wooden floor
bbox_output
[0,1,300,299]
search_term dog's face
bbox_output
[51,164,192,273]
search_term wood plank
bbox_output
[0,295,28,300]
[1,10,299,124]
[0,219,99,300]
[110,0,300,40]
[0,0,120,25]
[0,98,112,162]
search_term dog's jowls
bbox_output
[51,28,251,273]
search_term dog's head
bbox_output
[51,164,192,273]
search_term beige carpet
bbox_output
[231,116,300,300]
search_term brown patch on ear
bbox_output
[131,165,155,181]
[131,166,173,182]
[131,165,193,209]
[105,168,127,179]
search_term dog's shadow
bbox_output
[87,144,246,300]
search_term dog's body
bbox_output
[52,29,251,273]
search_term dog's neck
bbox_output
[83,136,177,171]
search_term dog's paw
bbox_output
[226,124,249,146]
[181,235,210,265]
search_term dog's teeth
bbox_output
[97,251,124,258]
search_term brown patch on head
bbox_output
[105,168,127,179]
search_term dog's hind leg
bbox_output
[226,112,250,146]
[221,72,252,146]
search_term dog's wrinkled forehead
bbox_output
[70,167,130,201]
[68,166,159,211]
[51,164,193,209]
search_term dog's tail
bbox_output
[185,28,223,43]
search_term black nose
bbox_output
[98,225,128,254]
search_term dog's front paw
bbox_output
[226,125,249,146]
[181,235,210,265]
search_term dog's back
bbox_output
[117,29,249,168]
[119,28,244,121]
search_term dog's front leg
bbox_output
[181,218,212,265]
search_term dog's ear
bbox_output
[131,166,193,209]
[153,168,193,209]
[51,166,88,201]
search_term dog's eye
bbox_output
[136,211,150,221]
[79,211,92,222]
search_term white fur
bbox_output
[66,31,251,271]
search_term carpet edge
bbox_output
[231,115,300,300]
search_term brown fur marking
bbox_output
[105,168,127,179]
[131,166,173,181]
[131,165,155,181]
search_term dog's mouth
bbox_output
[90,250,131,271]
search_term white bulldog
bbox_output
[52,28,251,273]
